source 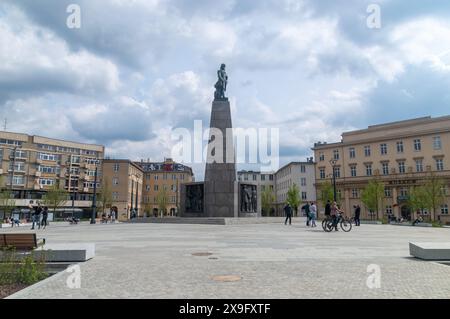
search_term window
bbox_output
[414,139,421,151]
[10,149,27,158]
[38,166,60,174]
[415,159,423,172]
[397,141,404,153]
[154,175,159,181]
[441,204,449,215]
[244,174,248,181]
[12,175,25,185]
[69,167,80,175]
[71,156,81,164]
[39,153,58,161]
[9,162,25,172]
[113,178,119,185]
[319,168,325,179]
[384,187,391,197]
[386,206,393,215]
[300,165,306,173]
[270,185,274,191]
[433,136,442,150]
[436,158,444,171]
[380,144,387,155]
[181,174,185,180]
[171,185,177,192]
[113,163,120,172]
[301,192,307,200]
[253,174,257,181]
[146,185,150,191]
[398,161,406,174]
[349,148,356,159]
[366,164,372,176]
[261,175,266,181]
[364,146,371,157]
[269,175,274,181]
[350,165,357,177]
[0,149,3,162]
[112,192,119,200]
[300,178,306,186]
[172,174,177,180]
[163,174,167,180]
[333,167,340,178]
[319,152,324,161]
[86,170,96,176]
[154,185,159,191]
[39,178,55,186]
[400,187,408,197]
[351,189,358,198]
[382,163,389,175]
[333,150,339,160]
[261,185,266,191]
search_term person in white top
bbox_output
[310,202,317,227]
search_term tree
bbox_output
[408,186,428,217]
[98,180,113,215]
[319,181,334,207]
[143,202,153,218]
[41,183,68,216]
[421,173,446,221]
[261,187,275,216]
[286,183,301,216]
[156,188,169,218]
[361,179,384,220]
[0,189,15,220]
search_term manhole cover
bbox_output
[192,252,213,257]
[211,275,242,282]
[209,257,218,260]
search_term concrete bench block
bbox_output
[34,243,95,262]
[409,242,450,260]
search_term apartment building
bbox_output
[0,130,104,219]
[136,158,194,217]
[102,159,143,221]
[313,116,450,223]
[275,159,316,215]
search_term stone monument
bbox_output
[180,64,261,218]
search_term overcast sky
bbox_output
[1,0,450,179]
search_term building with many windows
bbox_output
[0,130,104,220]
[237,159,316,216]
[275,159,316,215]
[102,159,143,221]
[136,158,194,217]
[313,116,450,223]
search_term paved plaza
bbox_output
[3,219,450,299]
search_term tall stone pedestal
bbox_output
[204,99,237,217]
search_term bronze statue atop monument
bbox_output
[214,63,228,100]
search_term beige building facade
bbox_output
[136,158,194,217]
[0,130,104,219]
[313,116,450,223]
[103,159,143,221]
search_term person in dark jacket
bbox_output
[354,205,361,226]
[324,200,331,218]
[302,203,311,226]
[284,204,292,225]
[41,207,49,229]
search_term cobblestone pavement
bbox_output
[3,219,450,299]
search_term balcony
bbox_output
[34,171,42,177]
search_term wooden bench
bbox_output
[0,233,45,251]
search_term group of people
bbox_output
[28,201,49,230]
[283,200,362,230]
[283,202,318,227]
[101,209,117,223]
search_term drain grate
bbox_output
[192,252,213,257]
[211,275,242,282]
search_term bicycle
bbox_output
[322,215,333,231]
[324,213,353,232]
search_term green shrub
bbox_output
[432,221,443,228]
[1,249,48,286]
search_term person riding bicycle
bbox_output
[330,202,343,231]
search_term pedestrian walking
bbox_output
[310,202,317,227]
[284,204,292,225]
[302,202,311,226]
[354,205,361,226]
[324,200,331,219]
[41,207,49,229]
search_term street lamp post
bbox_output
[329,159,337,202]
[90,160,100,224]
